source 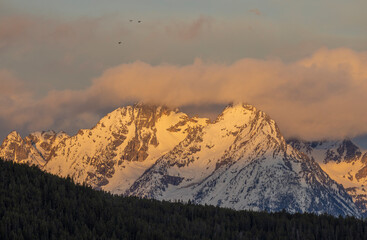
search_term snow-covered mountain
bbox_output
[288,139,367,216]
[1,104,206,192]
[0,103,361,217]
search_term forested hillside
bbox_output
[1,158,367,240]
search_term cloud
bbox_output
[250,9,261,16]
[0,13,134,96]
[0,70,35,135]
[165,16,212,40]
[0,14,131,57]
[0,15,33,48]
[1,48,367,141]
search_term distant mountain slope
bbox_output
[1,104,204,192]
[288,139,367,216]
[0,130,69,166]
[1,158,367,240]
[127,104,359,217]
[0,103,361,217]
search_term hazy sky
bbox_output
[1,0,367,141]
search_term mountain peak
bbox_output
[215,103,281,141]
[216,103,268,122]
[4,131,22,142]
[133,102,172,110]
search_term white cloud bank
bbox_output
[1,48,367,140]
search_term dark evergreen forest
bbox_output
[1,158,367,240]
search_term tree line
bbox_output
[0,158,366,239]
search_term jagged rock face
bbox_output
[0,131,32,163]
[288,139,367,216]
[0,103,361,217]
[126,104,359,217]
[0,131,69,166]
[39,104,203,191]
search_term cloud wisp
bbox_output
[164,16,213,40]
[250,9,262,16]
[1,48,367,141]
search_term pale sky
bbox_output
[1,0,367,141]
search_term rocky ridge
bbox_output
[288,139,367,216]
[0,103,361,217]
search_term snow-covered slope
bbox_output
[288,139,367,216]
[127,104,359,216]
[0,103,360,217]
[44,104,207,192]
